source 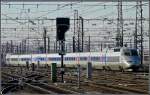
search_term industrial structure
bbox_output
[1,1,150,63]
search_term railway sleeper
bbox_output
[1,85,19,94]
[88,83,130,94]
[25,83,53,94]
[102,84,148,94]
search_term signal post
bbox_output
[56,17,70,83]
[59,40,65,83]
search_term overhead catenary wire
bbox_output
[1,2,148,26]
[1,2,149,53]
[2,2,148,20]
[89,2,148,20]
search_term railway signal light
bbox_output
[56,18,70,41]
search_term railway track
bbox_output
[87,81,148,94]
[1,67,148,94]
[26,82,75,94]
[61,77,148,94]
[33,67,148,94]
[58,70,148,94]
[1,71,76,94]
[90,71,148,93]
[92,71,148,82]
[1,84,19,94]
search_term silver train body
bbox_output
[6,47,141,71]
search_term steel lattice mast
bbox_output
[116,0,123,47]
[134,0,143,65]
[73,10,83,52]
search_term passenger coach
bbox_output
[6,47,141,71]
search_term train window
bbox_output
[6,58,10,61]
[65,57,75,61]
[22,58,30,61]
[80,57,83,61]
[55,58,57,61]
[21,58,29,61]
[38,57,46,61]
[52,58,55,61]
[72,57,75,61]
[114,48,120,52]
[100,56,105,62]
[49,57,60,61]
[91,57,94,61]
[70,57,72,60]
[65,57,66,61]
[58,57,61,61]
[80,57,87,61]
[91,57,99,61]
[49,57,54,61]
[83,57,87,61]
[70,57,71,60]
[65,57,70,61]
[131,50,138,56]
[21,58,24,61]
[11,58,18,61]
[124,51,131,56]
[54,58,57,61]
[68,57,70,61]
[144,56,149,61]
[49,57,52,61]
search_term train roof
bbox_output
[6,47,138,58]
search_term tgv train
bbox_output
[6,47,141,71]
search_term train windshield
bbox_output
[131,50,138,56]
[124,51,131,56]
[123,49,138,56]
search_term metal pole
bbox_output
[140,0,143,65]
[10,40,13,53]
[120,0,123,47]
[19,43,22,54]
[28,22,30,53]
[48,37,50,53]
[60,40,64,83]
[149,0,150,94]
[6,42,9,53]
[81,17,84,52]
[73,36,75,52]
[135,3,138,49]
[101,43,103,51]
[0,1,1,91]
[54,42,56,53]
[24,40,26,54]
[44,28,47,53]
[88,36,90,52]
[77,64,80,89]
[117,0,123,47]
[56,41,58,52]
[17,46,19,54]
[78,27,80,52]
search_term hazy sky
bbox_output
[1,1,149,50]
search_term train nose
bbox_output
[127,61,140,67]
[127,56,141,66]
[126,57,141,71]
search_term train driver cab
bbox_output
[122,48,141,69]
